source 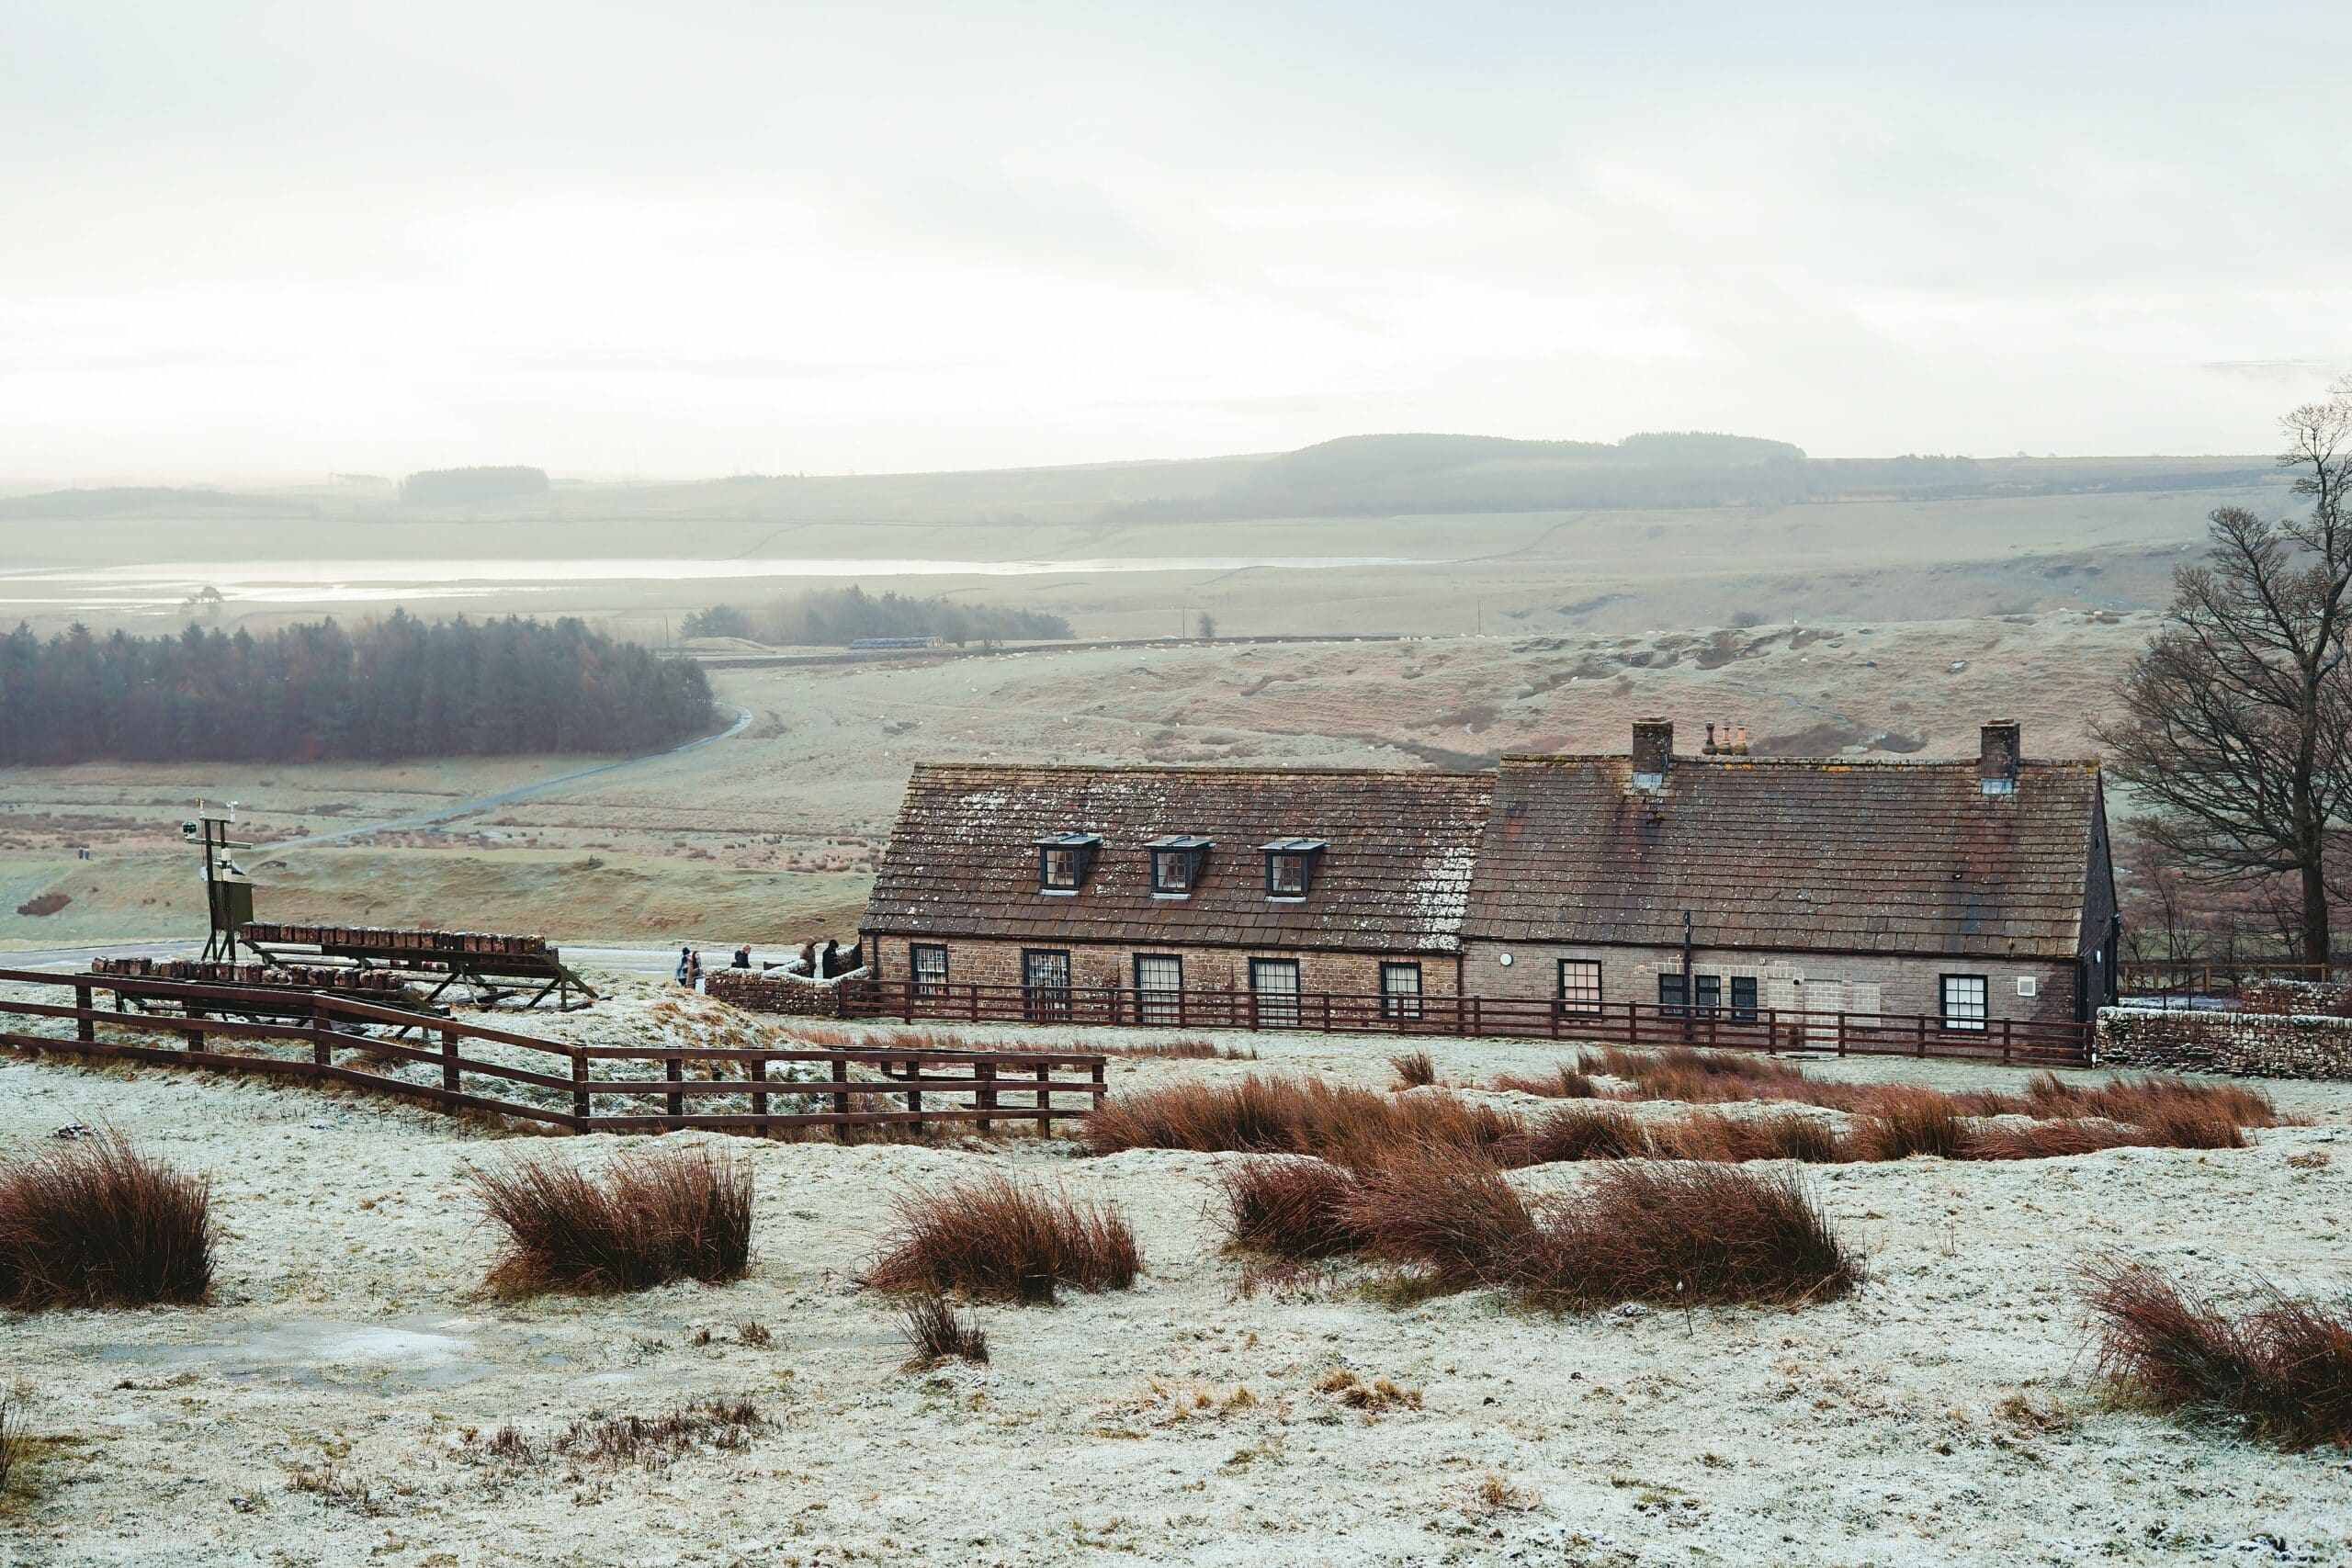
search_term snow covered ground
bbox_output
[5,978,2352,1566]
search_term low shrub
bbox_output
[898,1292,989,1368]
[1523,1163,1862,1310]
[1212,1156,1367,1260]
[1849,1087,1966,1161]
[1390,1051,1438,1089]
[864,1174,1138,1303]
[469,1144,753,1298]
[0,1132,212,1310]
[2082,1258,2352,1451]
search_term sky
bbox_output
[2,1,2348,483]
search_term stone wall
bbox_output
[706,968,870,1018]
[862,936,1461,1000]
[2096,1005,2352,1079]
[2237,979,2352,1019]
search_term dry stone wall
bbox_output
[2098,1005,2352,1080]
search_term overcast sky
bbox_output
[3,1,2346,482]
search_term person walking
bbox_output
[674,945,692,987]
[687,950,704,991]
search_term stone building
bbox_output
[857,719,2117,1031]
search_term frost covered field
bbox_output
[5,987,2352,1567]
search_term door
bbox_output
[1250,957,1301,1028]
[1134,953,1183,1026]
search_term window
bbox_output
[1941,974,1988,1032]
[910,942,949,998]
[1035,832,1101,893]
[2017,976,2038,998]
[1557,960,1603,1016]
[1730,975,1758,1021]
[1259,838,1328,900]
[1250,957,1301,1028]
[1657,972,1687,1017]
[1147,835,1213,896]
[1134,953,1183,1026]
[1023,949,1072,1020]
[1693,974,1722,1014]
[1380,961,1423,1022]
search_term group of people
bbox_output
[673,940,854,989]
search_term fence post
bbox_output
[441,1028,458,1094]
[977,1058,996,1134]
[969,984,980,1024]
[751,1053,769,1122]
[1916,1015,1928,1058]
[2000,1020,2013,1066]
[1837,1011,1849,1057]
[1090,1056,1105,1116]
[665,1053,684,1122]
[908,1059,924,1133]
[1035,1060,1052,1134]
[1321,992,1333,1032]
[833,1055,850,1121]
[74,983,95,1044]
[311,999,333,1068]
[571,1048,590,1123]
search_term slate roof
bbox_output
[1463,753,2104,959]
[861,764,1494,953]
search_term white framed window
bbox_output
[1148,835,1212,896]
[2017,976,2038,998]
[1250,957,1301,1028]
[1941,974,1989,1032]
[910,942,949,998]
[1134,953,1182,1026]
[1557,960,1602,1015]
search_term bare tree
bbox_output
[2097,378,2352,964]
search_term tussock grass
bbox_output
[1520,1163,1861,1310]
[1498,1104,1651,1165]
[0,1393,28,1500]
[549,1400,765,1463]
[898,1293,989,1368]
[468,1144,753,1297]
[1341,1143,1539,1292]
[1849,1087,1968,1161]
[1212,1156,1367,1261]
[0,1133,212,1310]
[1647,1109,1842,1164]
[1961,1119,2149,1160]
[2082,1258,2352,1450]
[1085,1076,1517,1170]
[1389,1050,1438,1089]
[1103,1038,1256,1060]
[1490,1065,1600,1099]
[864,1174,1138,1303]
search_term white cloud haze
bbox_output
[2,0,2346,480]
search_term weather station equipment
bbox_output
[184,800,256,961]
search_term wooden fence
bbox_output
[2120,958,2352,1002]
[0,967,1104,1135]
[841,978,2092,1066]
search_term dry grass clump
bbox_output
[1522,1163,1862,1311]
[898,1293,989,1368]
[1491,1065,1600,1099]
[1962,1119,2149,1160]
[1340,1144,1540,1292]
[1498,1104,1653,1165]
[1390,1050,1438,1089]
[1316,1369,1422,1412]
[1212,1156,1368,1261]
[550,1399,765,1463]
[0,1133,212,1310]
[1848,1087,1967,1161]
[2082,1258,2352,1450]
[0,1392,28,1500]
[2029,1071,2279,1129]
[1103,1038,1256,1060]
[1647,1110,1842,1165]
[469,1144,752,1298]
[1085,1076,1519,1169]
[865,1174,1138,1303]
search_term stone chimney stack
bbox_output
[1632,717,1673,792]
[1980,719,2021,795]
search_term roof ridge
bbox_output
[910,761,1487,779]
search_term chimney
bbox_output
[1632,716,1673,791]
[1980,719,2020,795]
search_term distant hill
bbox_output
[0,486,309,521]
[398,466,551,505]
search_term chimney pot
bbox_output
[1632,716,1673,790]
[1980,719,2021,795]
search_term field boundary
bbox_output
[0,966,1105,1134]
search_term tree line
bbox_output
[0,613,717,764]
[682,584,1072,647]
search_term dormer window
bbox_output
[1260,838,1328,901]
[1035,832,1102,895]
[1146,835,1212,897]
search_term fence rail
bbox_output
[838,978,2091,1065]
[2120,958,2352,1001]
[0,967,1104,1135]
